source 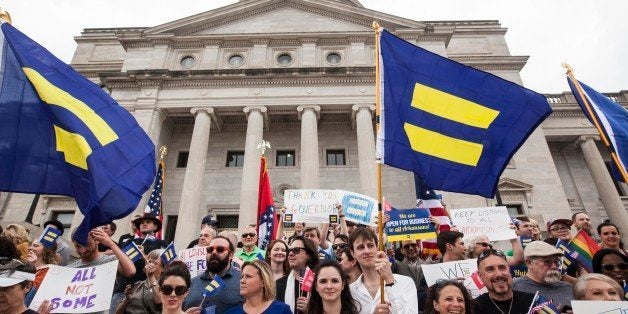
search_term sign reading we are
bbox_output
[30,261,118,313]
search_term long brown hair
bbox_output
[307,260,359,314]
[265,239,290,276]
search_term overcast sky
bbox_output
[3,0,627,93]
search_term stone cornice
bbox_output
[449,55,528,71]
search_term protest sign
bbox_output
[571,301,628,314]
[385,208,436,241]
[179,247,207,277]
[30,260,118,313]
[283,190,339,223]
[449,206,517,241]
[509,265,528,278]
[422,259,487,298]
[338,190,377,226]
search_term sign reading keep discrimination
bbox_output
[385,208,436,241]
[29,260,118,313]
[449,206,517,241]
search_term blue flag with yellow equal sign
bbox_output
[0,22,155,244]
[376,30,552,197]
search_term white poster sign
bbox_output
[449,206,517,241]
[283,189,339,223]
[571,301,628,314]
[338,190,377,226]
[422,259,487,298]
[29,260,119,313]
[179,247,207,277]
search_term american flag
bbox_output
[145,162,164,239]
[415,174,450,260]
[257,156,278,249]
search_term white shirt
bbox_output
[349,273,418,314]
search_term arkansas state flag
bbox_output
[257,156,278,249]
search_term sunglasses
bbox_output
[533,258,560,267]
[549,227,570,232]
[207,246,230,254]
[288,247,306,255]
[601,262,628,272]
[160,285,188,296]
[476,242,493,249]
[332,243,348,250]
[403,243,418,250]
[477,249,507,263]
[242,233,256,238]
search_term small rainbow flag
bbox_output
[568,229,601,272]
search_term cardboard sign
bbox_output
[422,259,488,298]
[179,247,207,277]
[449,206,517,241]
[283,190,340,223]
[385,208,436,241]
[29,261,119,313]
[339,190,377,226]
[571,301,628,314]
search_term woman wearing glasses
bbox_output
[156,260,195,314]
[307,260,359,314]
[115,249,165,314]
[276,235,320,313]
[225,260,291,313]
[423,280,473,314]
[592,248,628,290]
[332,234,349,259]
[265,239,290,280]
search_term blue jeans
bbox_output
[109,292,125,314]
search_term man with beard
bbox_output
[184,236,243,312]
[512,241,573,309]
[572,212,594,236]
[474,249,535,313]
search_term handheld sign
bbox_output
[385,208,436,241]
[283,190,339,223]
[339,190,377,226]
[449,206,517,241]
[29,260,119,313]
[571,301,628,314]
[422,259,487,298]
[179,247,207,277]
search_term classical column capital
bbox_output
[576,135,601,145]
[243,106,269,130]
[297,105,321,120]
[190,107,214,116]
[351,104,375,129]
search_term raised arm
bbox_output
[91,228,136,277]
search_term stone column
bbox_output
[238,106,266,231]
[298,105,321,189]
[353,104,377,198]
[174,107,213,250]
[578,135,628,244]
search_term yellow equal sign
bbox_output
[405,83,500,166]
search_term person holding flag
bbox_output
[23,228,60,306]
[114,248,165,314]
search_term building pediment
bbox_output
[497,178,533,192]
[143,0,425,37]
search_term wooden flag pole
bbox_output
[563,63,628,182]
[372,20,385,304]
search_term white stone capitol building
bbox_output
[1,0,626,250]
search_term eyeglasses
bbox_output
[601,262,628,272]
[475,242,492,248]
[332,243,348,250]
[288,247,306,255]
[207,246,230,254]
[533,258,560,267]
[242,233,256,238]
[160,284,188,296]
[403,243,418,250]
[549,227,570,232]
[477,249,507,264]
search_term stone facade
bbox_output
[1,0,626,248]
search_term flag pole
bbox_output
[372,20,385,304]
[563,63,628,182]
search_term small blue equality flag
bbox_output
[160,242,177,265]
[122,241,143,263]
[37,225,61,248]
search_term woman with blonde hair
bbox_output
[2,223,30,260]
[573,273,624,301]
[226,260,291,313]
[115,249,165,313]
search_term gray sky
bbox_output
[3,0,627,93]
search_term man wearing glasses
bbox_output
[392,240,432,312]
[546,219,573,242]
[235,226,266,262]
[184,236,243,313]
[512,241,574,310]
[474,249,536,313]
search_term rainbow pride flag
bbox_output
[568,229,601,272]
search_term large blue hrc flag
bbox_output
[0,22,155,243]
[567,77,628,182]
[376,29,552,197]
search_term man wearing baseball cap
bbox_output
[546,218,573,242]
[512,241,573,309]
[0,259,49,314]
